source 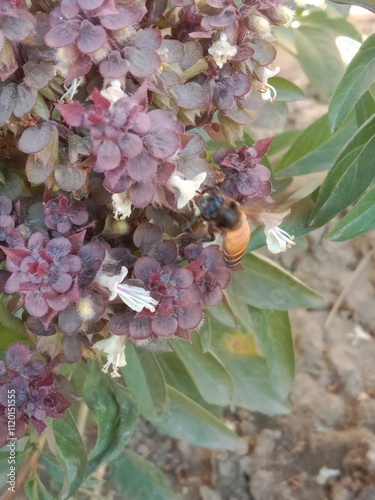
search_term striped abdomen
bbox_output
[222,212,251,268]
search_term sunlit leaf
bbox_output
[227,253,323,310]
[274,113,357,175]
[329,33,375,132]
[327,183,375,241]
[310,113,375,226]
[208,316,291,415]
[268,77,304,102]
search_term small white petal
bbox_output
[60,77,85,102]
[208,38,237,68]
[112,193,132,220]
[116,283,159,312]
[96,265,128,300]
[167,172,207,209]
[266,227,295,254]
[94,335,127,378]
[101,80,127,104]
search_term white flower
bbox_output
[167,171,207,209]
[254,66,280,103]
[96,266,129,300]
[258,209,296,254]
[60,77,85,102]
[116,283,159,312]
[208,33,237,69]
[101,80,126,104]
[94,335,127,378]
[96,265,158,312]
[112,193,132,220]
[266,226,296,254]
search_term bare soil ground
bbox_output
[126,9,375,500]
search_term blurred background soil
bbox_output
[125,8,375,500]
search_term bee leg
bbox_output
[181,214,199,232]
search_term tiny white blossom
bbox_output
[167,171,207,209]
[96,265,128,300]
[101,80,126,104]
[112,193,132,220]
[60,77,85,102]
[257,209,296,254]
[94,335,127,378]
[208,33,237,69]
[254,66,280,103]
[96,265,158,311]
[116,283,159,312]
[266,226,296,254]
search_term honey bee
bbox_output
[196,189,251,268]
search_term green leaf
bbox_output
[25,473,56,500]
[327,183,375,241]
[0,171,23,200]
[355,89,375,127]
[33,94,50,121]
[227,253,323,310]
[239,307,295,399]
[274,113,357,175]
[329,34,375,132]
[52,410,87,500]
[121,343,166,421]
[267,130,302,163]
[310,113,375,226]
[40,454,65,484]
[113,450,174,500]
[208,317,291,415]
[83,361,139,477]
[0,297,28,350]
[294,27,346,101]
[157,352,221,416]
[154,385,243,451]
[169,338,233,405]
[330,0,375,13]
[268,77,304,102]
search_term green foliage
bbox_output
[329,34,375,132]
[52,411,87,500]
[328,183,375,241]
[153,385,243,450]
[310,114,375,226]
[112,450,174,500]
[227,254,323,310]
[83,361,139,476]
[121,342,166,421]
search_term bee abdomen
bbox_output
[222,213,251,268]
